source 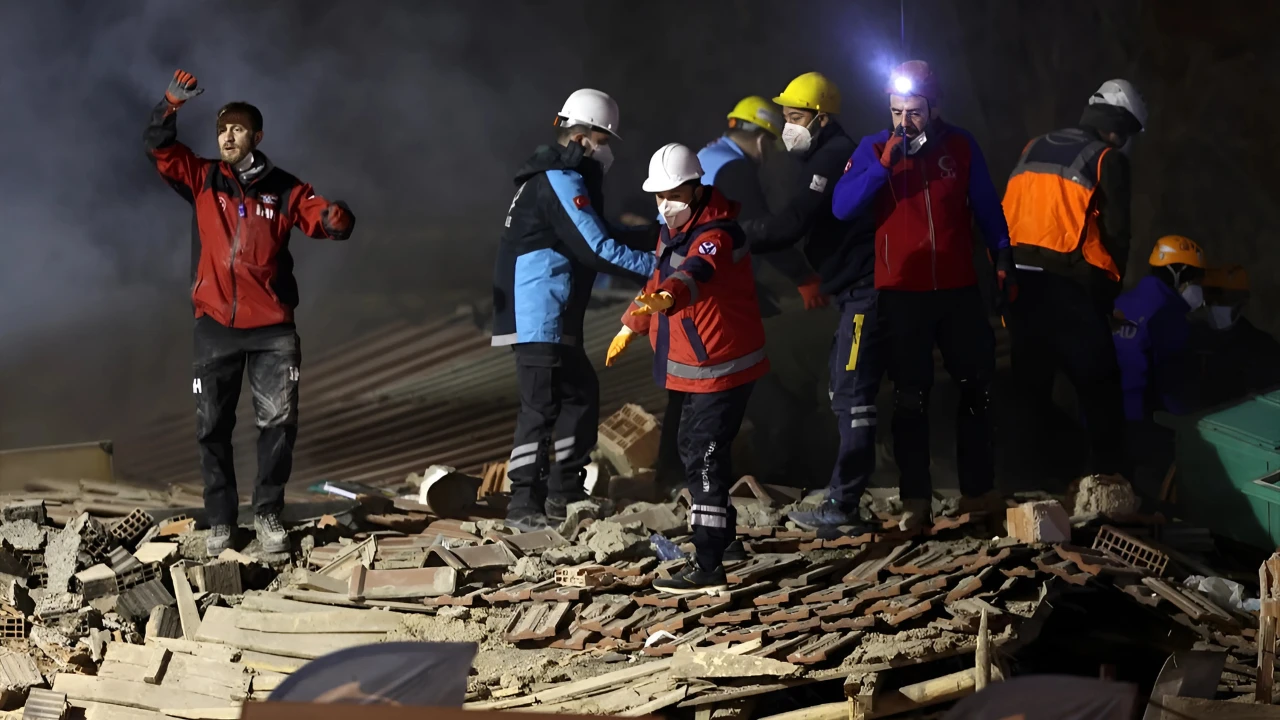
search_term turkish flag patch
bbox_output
[573,195,590,209]
[844,158,853,174]
[698,241,717,256]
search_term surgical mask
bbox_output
[907,130,928,155]
[1180,283,1204,310]
[1207,305,1239,330]
[780,121,813,153]
[587,141,614,174]
[657,199,691,229]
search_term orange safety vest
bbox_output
[1002,128,1122,282]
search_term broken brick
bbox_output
[700,607,756,626]
[753,584,819,607]
[788,630,864,664]
[768,617,821,637]
[1006,501,1071,544]
[820,615,875,632]
[504,601,572,642]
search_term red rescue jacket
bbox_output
[145,101,354,329]
[622,188,769,393]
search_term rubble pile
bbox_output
[0,469,1262,719]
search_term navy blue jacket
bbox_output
[492,142,655,346]
[740,121,875,297]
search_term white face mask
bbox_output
[1180,283,1204,310]
[657,199,692,229]
[907,131,928,155]
[780,122,812,153]
[587,140,614,174]
[1207,305,1239,330]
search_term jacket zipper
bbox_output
[229,171,247,326]
[922,162,937,290]
[883,234,890,273]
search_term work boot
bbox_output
[652,560,728,596]
[506,509,550,533]
[788,499,875,534]
[897,499,932,533]
[722,539,747,563]
[254,513,289,555]
[206,524,233,556]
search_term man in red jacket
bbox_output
[832,61,1011,530]
[145,70,355,556]
[606,143,767,594]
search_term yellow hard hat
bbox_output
[1149,235,1207,269]
[727,96,783,137]
[773,72,841,115]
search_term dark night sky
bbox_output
[0,0,1275,447]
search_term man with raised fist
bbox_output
[145,69,356,557]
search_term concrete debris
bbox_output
[580,520,649,564]
[1069,474,1141,517]
[510,555,553,583]
[541,544,594,566]
[0,457,1260,719]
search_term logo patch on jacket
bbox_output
[698,241,717,256]
[261,194,277,206]
[809,174,828,193]
[573,195,590,209]
[843,158,853,174]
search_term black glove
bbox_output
[164,69,204,108]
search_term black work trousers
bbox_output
[193,317,301,528]
[506,343,599,515]
[1008,270,1128,477]
[681,382,754,572]
[879,286,995,501]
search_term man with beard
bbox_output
[833,60,1010,531]
[145,70,355,556]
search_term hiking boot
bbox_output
[898,498,932,532]
[653,561,728,596]
[788,499,874,534]
[206,524,233,556]
[506,509,550,533]
[254,513,289,554]
[722,539,747,563]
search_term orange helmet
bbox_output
[1149,235,1206,268]
[1203,265,1250,292]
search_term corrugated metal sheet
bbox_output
[112,297,1012,495]
[113,303,665,492]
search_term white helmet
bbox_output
[642,143,703,193]
[1088,79,1147,129]
[557,88,620,138]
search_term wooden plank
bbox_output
[53,675,238,713]
[170,563,201,641]
[144,638,240,664]
[239,650,306,674]
[194,606,384,660]
[72,700,168,720]
[102,644,252,693]
[277,588,435,613]
[235,609,403,634]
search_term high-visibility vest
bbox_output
[1002,128,1122,282]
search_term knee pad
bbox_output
[957,379,992,415]
[894,387,929,416]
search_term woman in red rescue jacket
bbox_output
[605,143,768,594]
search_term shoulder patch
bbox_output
[698,241,717,256]
[573,195,590,209]
[843,158,853,174]
[809,174,828,193]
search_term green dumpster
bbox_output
[1158,389,1280,550]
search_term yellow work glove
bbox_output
[629,291,674,317]
[605,326,635,368]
